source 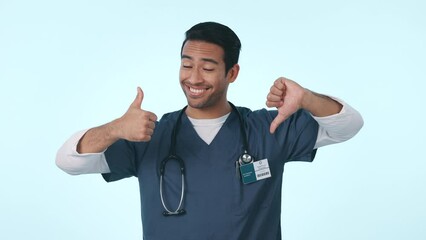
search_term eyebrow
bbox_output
[181,55,219,65]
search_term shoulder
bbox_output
[236,105,315,129]
[148,110,182,137]
[235,106,274,123]
[159,109,181,122]
[234,106,275,132]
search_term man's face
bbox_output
[180,40,236,113]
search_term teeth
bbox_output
[190,87,205,94]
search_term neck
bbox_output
[185,101,232,119]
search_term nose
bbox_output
[187,68,203,84]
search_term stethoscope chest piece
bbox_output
[239,152,254,165]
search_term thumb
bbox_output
[130,87,144,109]
[269,113,289,134]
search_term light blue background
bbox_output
[1,0,425,239]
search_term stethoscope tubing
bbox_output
[160,171,185,216]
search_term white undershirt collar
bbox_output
[187,113,231,145]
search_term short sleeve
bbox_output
[102,139,138,182]
[287,110,319,162]
[269,109,319,163]
[243,108,319,163]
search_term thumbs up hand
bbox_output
[113,87,158,142]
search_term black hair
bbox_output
[181,22,241,73]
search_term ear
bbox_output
[226,64,240,83]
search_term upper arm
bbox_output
[313,99,364,149]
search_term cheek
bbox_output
[201,71,219,80]
[209,74,228,86]
[179,70,188,81]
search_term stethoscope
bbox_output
[159,102,254,216]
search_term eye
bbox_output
[203,68,214,72]
[182,65,192,69]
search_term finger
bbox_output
[269,85,284,98]
[146,121,156,130]
[144,111,158,122]
[140,121,156,141]
[150,112,158,122]
[143,127,154,136]
[274,77,286,89]
[266,88,285,108]
[130,87,144,109]
[267,91,284,102]
[269,78,287,99]
[269,112,290,134]
[266,100,283,108]
[141,112,157,131]
[143,116,156,128]
[266,84,285,108]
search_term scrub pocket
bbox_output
[232,167,278,216]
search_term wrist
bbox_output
[107,119,123,141]
[301,90,343,117]
[301,88,314,110]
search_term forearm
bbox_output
[56,87,156,174]
[56,129,111,175]
[302,90,343,117]
[77,120,120,154]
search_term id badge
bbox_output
[239,159,271,184]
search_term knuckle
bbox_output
[274,79,280,85]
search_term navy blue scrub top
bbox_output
[103,106,319,240]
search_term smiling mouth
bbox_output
[187,86,209,97]
[190,87,206,94]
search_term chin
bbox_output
[187,99,208,109]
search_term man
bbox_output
[56,22,363,239]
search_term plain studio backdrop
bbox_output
[0,0,424,239]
